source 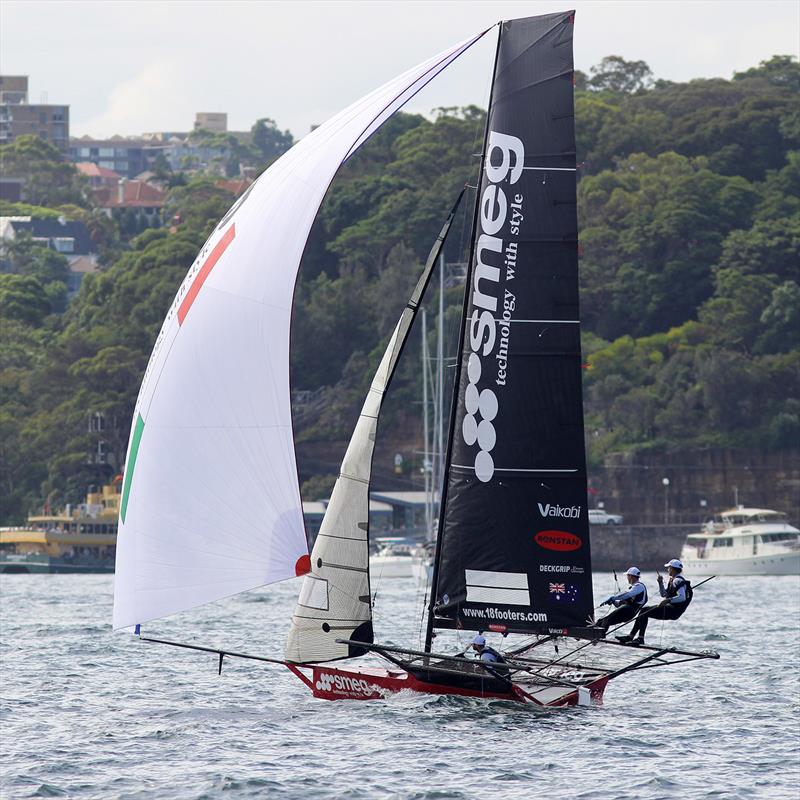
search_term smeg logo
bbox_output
[462,352,498,482]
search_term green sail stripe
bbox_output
[120,414,145,524]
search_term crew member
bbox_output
[619,558,691,645]
[595,567,648,634]
[470,633,506,664]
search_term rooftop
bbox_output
[75,162,121,179]
[93,180,166,208]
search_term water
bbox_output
[1,573,798,799]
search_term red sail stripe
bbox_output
[177,224,236,325]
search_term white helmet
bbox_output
[626,567,641,577]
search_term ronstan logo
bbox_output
[537,503,581,519]
[535,530,582,552]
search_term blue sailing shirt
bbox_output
[610,581,648,608]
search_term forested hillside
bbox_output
[1,55,798,521]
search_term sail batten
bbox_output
[113,32,488,631]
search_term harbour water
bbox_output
[1,573,798,799]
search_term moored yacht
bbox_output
[368,539,415,579]
[681,508,799,575]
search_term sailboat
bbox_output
[114,11,718,707]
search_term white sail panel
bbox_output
[113,30,489,630]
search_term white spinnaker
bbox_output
[284,194,463,663]
[113,30,489,631]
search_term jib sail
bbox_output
[285,195,463,664]
[429,11,594,639]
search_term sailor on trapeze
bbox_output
[594,567,648,634]
[618,558,692,645]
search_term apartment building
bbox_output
[68,137,161,178]
[0,75,70,152]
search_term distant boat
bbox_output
[114,11,718,707]
[682,508,799,575]
[0,484,118,574]
[369,538,415,579]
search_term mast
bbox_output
[435,251,445,521]
[425,24,503,653]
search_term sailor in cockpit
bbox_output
[470,633,506,664]
[594,567,648,634]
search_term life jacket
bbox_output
[666,575,692,606]
[480,646,506,664]
[623,582,648,607]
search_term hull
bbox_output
[0,555,115,574]
[681,551,799,576]
[369,555,415,579]
[0,555,50,574]
[287,663,608,707]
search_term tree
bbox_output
[0,135,87,207]
[300,473,337,501]
[164,178,234,235]
[758,281,800,354]
[589,56,653,93]
[715,216,800,281]
[734,55,800,92]
[0,274,51,324]
[251,118,294,163]
[578,152,759,339]
[153,152,172,178]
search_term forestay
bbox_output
[113,30,490,630]
[285,195,463,664]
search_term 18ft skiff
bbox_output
[113,11,718,707]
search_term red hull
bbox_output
[286,663,608,707]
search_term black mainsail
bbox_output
[427,12,594,641]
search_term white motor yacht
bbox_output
[681,508,799,575]
[369,539,415,579]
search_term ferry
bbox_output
[0,483,119,574]
[681,507,800,575]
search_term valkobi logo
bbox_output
[461,131,525,483]
[537,503,581,519]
